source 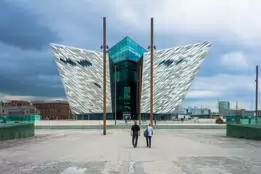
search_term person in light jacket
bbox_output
[146,123,153,148]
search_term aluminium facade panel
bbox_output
[141,42,211,114]
[51,44,112,114]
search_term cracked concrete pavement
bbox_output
[0,129,261,174]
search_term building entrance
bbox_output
[110,60,141,120]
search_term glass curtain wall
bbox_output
[110,60,141,120]
[107,36,147,120]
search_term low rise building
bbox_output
[0,100,12,107]
[0,105,40,116]
[11,100,31,107]
[32,101,72,120]
[1,100,72,120]
[221,109,261,117]
[178,106,212,118]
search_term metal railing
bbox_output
[225,116,261,125]
[0,115,41,123]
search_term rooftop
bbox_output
[32,100,68,104]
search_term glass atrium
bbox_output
[108,37,147,120]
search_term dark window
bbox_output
[159,60,164,66]
[60,58,77,66]
[94,82,102,88]
[78,60,92,67]
[165,59,174,66]
[60,58,67,64]
[159,59,174,66]
[175,58,183,65]
[66,59,77,66]
[2,110,4,113]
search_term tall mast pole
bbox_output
[256,65,258,124]
[150,18,154,126]
[139,63,142,125]
[115,65,117,125]
[103,17,107,135]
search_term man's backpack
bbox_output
[143,129,148,137]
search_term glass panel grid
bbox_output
[107,36,147,63]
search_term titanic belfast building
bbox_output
[51,37,211,120]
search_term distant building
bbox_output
[178,107,187,115]
[32,101,72,120]
[217,101,261,117]
[221,109,261,117]
[1,100,73,120]
[1,100,31,107]
[10,100,31,107]
[178,106,211,118]
[218,101,230,113]
[0,105,39,116]
[0,101,11,107]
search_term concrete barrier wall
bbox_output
[0,123,35,141]
[35,124,226,130]
[226,124,261,140]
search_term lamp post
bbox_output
[150,17,154,127]
[115,65,117,125]
[100,17,109,135]
[103,17,106,135]
[139,63,142,125]
[256,65,258,124]
[148,18,156,127]
[136,64,139,124]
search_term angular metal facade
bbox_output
[51,40,211,116]
[51,44,112,114]
[141,42,211,114]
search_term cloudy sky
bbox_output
[0,0,260,111]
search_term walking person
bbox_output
[131,120,140,148]
[125,115,128,125]
[145,123,153,148]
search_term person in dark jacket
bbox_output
[131,120,140,148]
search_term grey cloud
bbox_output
[0,0,60,50]
[0,0,255,104]
[0,72,65,98]
[0,44,65,98]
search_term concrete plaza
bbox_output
[0,129,261,174]
[35,120,225,129]
[35,119,217,126]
